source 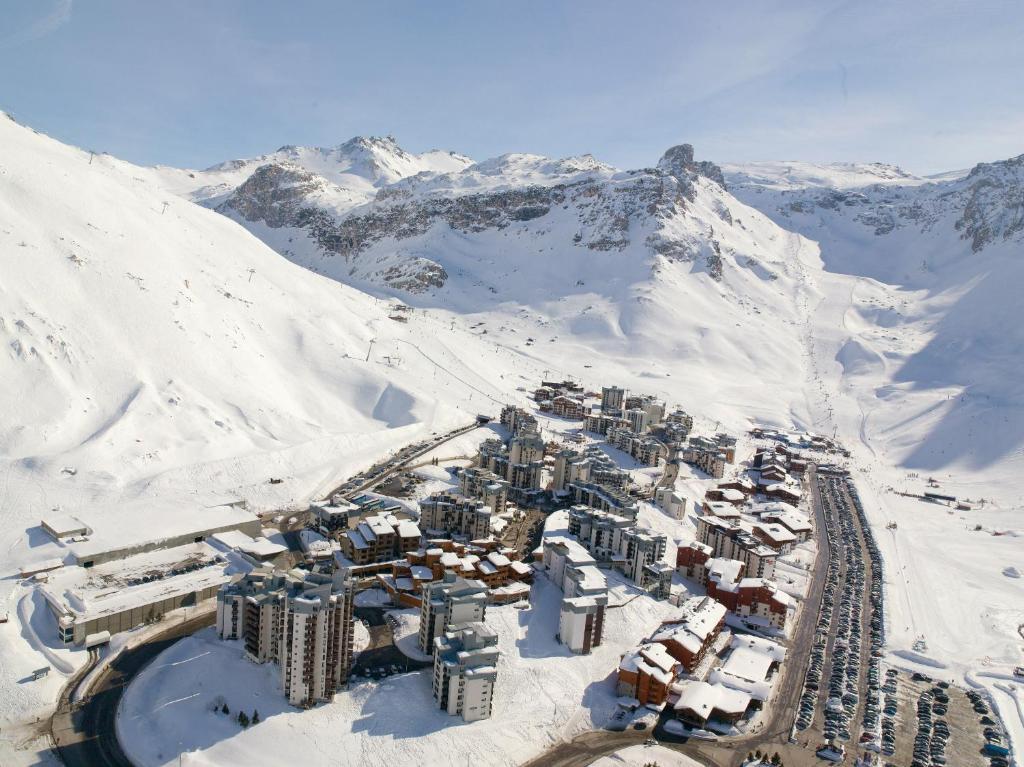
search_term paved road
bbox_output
[51,611,216,767]
[325,421,483,501]
[350,607,431,679]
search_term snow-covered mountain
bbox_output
[3,113,1024,756]
[0,115,507,509]
[0,116,838,515]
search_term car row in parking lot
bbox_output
[966,688,1011,767]
[794,474,888,749]
[847,479,886,741]
[332,422,480,497]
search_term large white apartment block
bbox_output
[216,568,355,707]
[559,595,607,655]
[655,487,687,519]
[542,537,609,654]
[696,515,778,580]
[499,404,538,435]
[420,492,493,540]
[624,408,650,434]
[621,526,669,585]
[458,466,509,515]
[568,505,633,560]
[432,622,499,721]
[566,505,667,586]
[569,481,639,518]
[418,574,489,654]
[478,432,545,503]
[601,386,626,413]
[509,428,544,465]
[552,447,630,493]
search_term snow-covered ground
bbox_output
[118,573,680,767]
[3,109,1024,764]
[587,743,702,767]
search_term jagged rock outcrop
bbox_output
[220,163,327,228]
[658,144,727,189]
[955,154,1024,251]
[209,140,741,290]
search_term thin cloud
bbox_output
[0,0,72,50]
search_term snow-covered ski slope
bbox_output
[1,112,1022,762]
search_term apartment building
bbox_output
[621,527,669,585]
[617,642,679,706]
[649,595,727,672]
[340,514,421,565]
[695,515,778,580]
[565,504,667,588]
[216,568,355,707]
[552,447,630,493]
[380,540,532,607]
[751,522,797,554]
[458,466,510,515]
[309,497,357,535]
[542,537,609,654]
[601,386,626,414]
[432,623,499,721]
[759,509,811,542]
[568,481,639,518]
[418,574,489,654]
[607,427,667,467]
[550,394,586,420]
[499,404,538,435]
[584,411,626,435]
[654,487,687,519]
[420,492,493,540]
[712,576,791,631]
[478,431,545,503]
[665,408,694,435]
[568,505,633,559]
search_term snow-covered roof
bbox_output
[674,681,750,718]
[397,520,421,538]
[510,561,533,576]
[706,557,744,587]
[40,542,231,623]
[63,499,257,562]
[41,514,90,537]
[650,597,726,654]
[754,523,796,543]
[487,552,511,568]
[620,643,678,684]
[720,635,785,685]
[211,529,287,559]
[344,529,369,550]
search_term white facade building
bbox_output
[432,623,499,721]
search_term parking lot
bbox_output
[881,670,1002,767]
[793,472,885,757]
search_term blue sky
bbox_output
[3,1,1022,174]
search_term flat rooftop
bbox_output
[62,498,256,562]
[40,542,231,623]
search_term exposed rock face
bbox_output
[658,144,727,189]
[955,155,1024,251]
[220,163,326,228]
[214,141,737,290]
[730,153,1024,256]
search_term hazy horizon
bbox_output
[4,0,1023,174]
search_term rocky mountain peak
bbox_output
[658,144,727,189]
